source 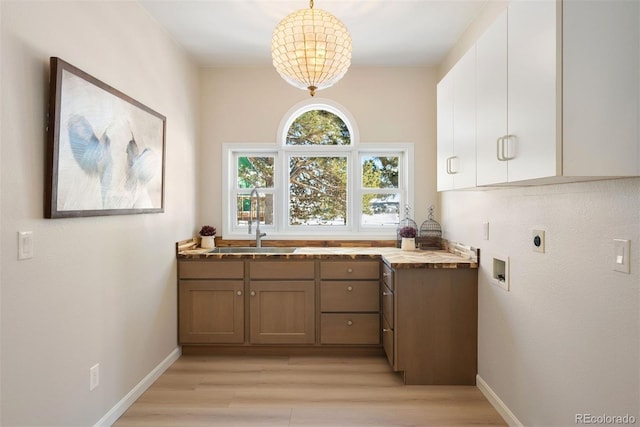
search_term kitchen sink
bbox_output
[208,247,297,254]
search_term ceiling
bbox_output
[139,0,488,67]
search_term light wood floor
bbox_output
[114,355,506,426]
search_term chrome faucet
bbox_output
[248,188,267,248]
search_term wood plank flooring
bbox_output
[114,355,506,426]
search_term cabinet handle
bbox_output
[347,320,353,326]
[347,268,353,273]
[347,285,353,292]
[497,135,516,161]
[383,328,392,333]
[236,291,243,296]
[447,156,458,174]
[496,137,505,161]
[382,291,392,296]
[250,290,256,296]
[383,272,389,277]
[503,135,516,160]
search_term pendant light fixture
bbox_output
[271,0,352,96]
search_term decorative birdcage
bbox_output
[418,205,442,250]
[396,204,418,248]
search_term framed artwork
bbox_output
[45,57,166,218]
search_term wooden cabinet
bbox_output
[437,45,477,191]
[178,261,245,344]
[319,260,380,345]
[447,0,639,189]
[249,261,315,344]
[382,263,478,385]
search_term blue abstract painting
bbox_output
[46,58,165,217]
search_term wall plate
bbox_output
[532,229,545,253]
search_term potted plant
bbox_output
[199,225,217,249]
[399,226,417,251]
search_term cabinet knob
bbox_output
[347,286,353,292]
[347,268,353,273]
[382,291,392,296]
[383,328,392,333]
[237,291,243,296]
[347,320,353,326]
[383,272,389,277]
[250,290,256,297]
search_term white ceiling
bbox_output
[139,0,488,67]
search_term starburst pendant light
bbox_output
[271,0,352,96]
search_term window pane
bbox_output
[362,156,399,188]
[361,193,400,227]
[236,193,274,227]
[289,156,347,226]
[286,110,350,146]
[237,156,274,188]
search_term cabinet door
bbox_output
[451,45,477,189]
[178,280,244,344]
[476,10,508,186]
[507,0,559,182]
[249,281,315,344]
[436,72,454,191]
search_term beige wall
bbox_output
[199,66,438,234]
[438,2,640,425]
[0,1,199,425]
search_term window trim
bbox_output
[222,143,414,240]
[221,99,413,240]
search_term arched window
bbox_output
[223,99,412,239]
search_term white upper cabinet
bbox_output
[437,72,454,191]
[476,10,508,186]
[447,0,640,189]
[562,0,639,177]
[437,46,476,191]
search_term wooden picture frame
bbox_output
[45,57,166,218]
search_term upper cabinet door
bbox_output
[452,45,477,189]
[437,72,454,191]
[507,0,559,183]
[476,10,508,186]
[562,0,639,177]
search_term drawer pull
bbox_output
[382,291,393,296]
[347,285,353,292]
[250,290,256,297]
[347,268,353,273]
[347,320,353,326]
[236,291,243,296]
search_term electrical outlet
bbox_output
[532,229,545,253]
[90,364,99,391]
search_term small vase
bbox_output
[401,237,416,251]
[200,235,215,249]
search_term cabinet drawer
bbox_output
[320,281,380,312]
[321,314,380,345]
[381,283,394,327]
[179,261,244,279]
[382,263,394,290]
[382,315,394,368]
[250,261,315,280]
[320,261,380,280]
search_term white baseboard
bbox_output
[476,374,524,427]
[95,346,181,427]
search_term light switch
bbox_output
[613,239,630,274]
[18,231,33,260]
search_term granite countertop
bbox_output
[177,242,478,269]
